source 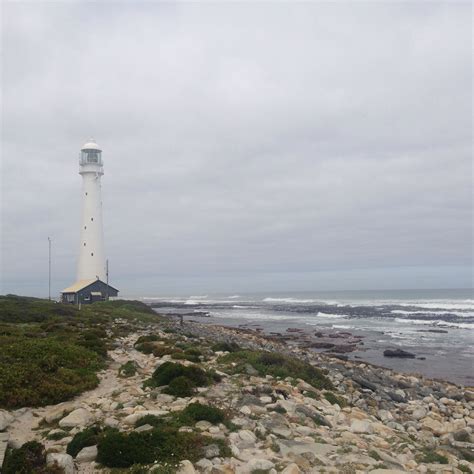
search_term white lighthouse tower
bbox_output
[76,139,106,281]
[61,140,119,304]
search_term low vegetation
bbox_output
[0,337,102,408]
[0,295,160,409]
[2,441,62,474]
[219,350,333,390]
[118,361,138,377]
[417,449,449,464]
[144,361,220,397]
[92,403,231,468]
[66,425,104,457]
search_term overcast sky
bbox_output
[1,2,472,297]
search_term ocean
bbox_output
[138,288,474,386]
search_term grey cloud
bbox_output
[1,2,472,296]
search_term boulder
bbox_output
[46,453,75,474]
[350,419,373,434]
[177,460,196,474]
[281,463,301,474]
[195,421,212,431]
[412,407,427,420]
[238,430,257,445]
[247,459,274,471]
[383,349,415,358]
[43,403,76,424]
[59,408,93,428]
[0,411,14,431]
[203,444,220,458]
[421,417,446,436]
[277,440,335,457]
[75,445,98,463]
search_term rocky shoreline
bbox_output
[1,316,473,473]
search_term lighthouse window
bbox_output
[84,226,87,230]
[85,192,88,196]
[91,217,94,221]
[83,243,86,246]
[91,252,94,256]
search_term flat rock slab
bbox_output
[277,439,336,457]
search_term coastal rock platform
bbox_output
[2,317,473,473]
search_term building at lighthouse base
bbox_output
[61,279,119,305]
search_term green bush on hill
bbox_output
[119,360,138,377]
[177,402,226,425]
[3,441,63,474]
[163,375,195,397]
[0,295,161,410]
[219,350,333,390]
[97,427,212,468]
[0,337,102,408]
[67,425,104,457]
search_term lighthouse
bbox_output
[61,139,119,304]
[77,139,106,281]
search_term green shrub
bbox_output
[171,352,186,360]
[135,335,160,345]
[163,376,196,397]
[219,350,333,390]
[368,450,382,461]
[97,430,156,468]
[3,441,62,474]
[150,362,211,388]
[46,430,68,441]
[178,402,226,425]
[152,346,174,357]
[418,449,449,464]
[0,337,102,409]
[77,331,107,357]
[135,342,155,354]
[119,361,138,377]
[135,415,166,428]
[185,348,202,357]
[458,464,472,473]
[212,341,240,353]
[324,391,347,407]
[97,427,211,468]
[67,425,102,457]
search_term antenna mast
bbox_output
[48,237,52,300]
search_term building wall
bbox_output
[62,280,118,305]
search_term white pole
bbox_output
[106,259,109,301]
[48,237,51,300]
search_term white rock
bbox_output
[0,411,14,431]
[103,417,119,428]
[135,423,153,432]
[177,460,196,474]
[238,430,257,444]
[196,458,213,472]
[350,419,373,434]
[195,420,212,431]
[76,445,98,463]
[46,453,75,474]
[59,408,93,428]
[412,407,427,420]
[240,406,252,415]
[247,459,275,471]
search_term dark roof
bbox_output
[61,279,119,294]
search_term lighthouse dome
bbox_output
[81,139,101,151]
